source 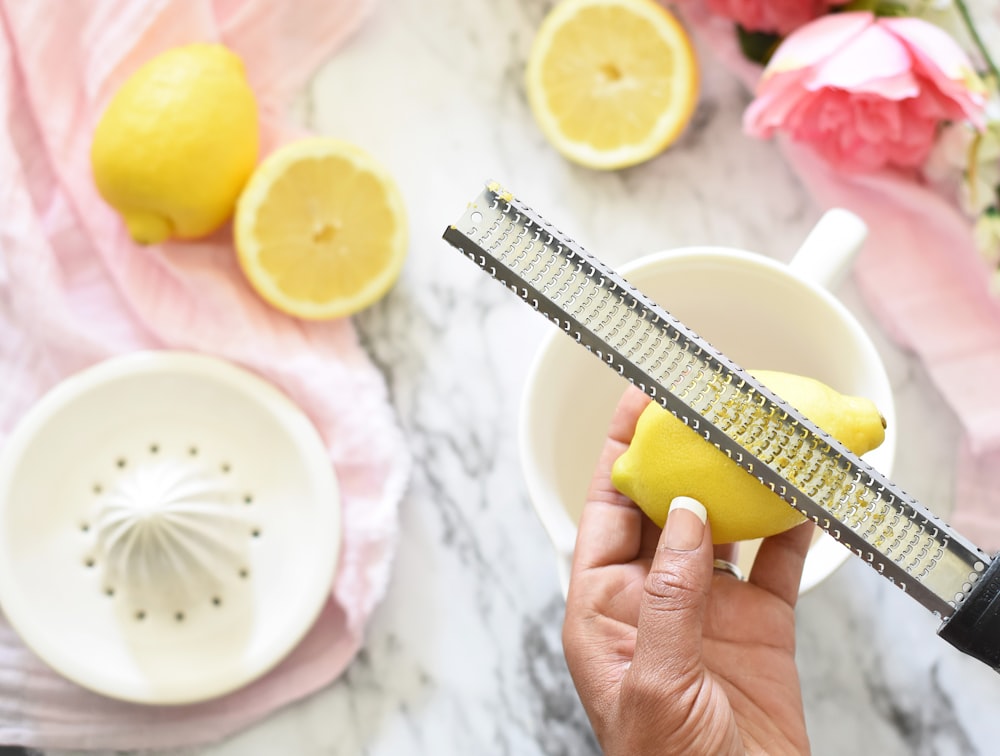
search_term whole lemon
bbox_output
[91,44,259,244]
[611,370,887,543]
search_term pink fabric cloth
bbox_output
[683,7,1000,549]
[0,0,410,750]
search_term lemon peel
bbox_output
[91,43,259,244]
[611,370,887,544]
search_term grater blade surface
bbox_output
[443,181,991,621]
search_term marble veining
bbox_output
[39,1,1000,754]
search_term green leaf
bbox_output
[872,2,909,16]
[736,25,781,66]
[841,0,905,12]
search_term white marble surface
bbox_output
[46,1,1000,754]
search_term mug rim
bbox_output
[518,245,897,593]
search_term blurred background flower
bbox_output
[680,0,1000,286]
[743,12,985,171]
[703,0,848,35]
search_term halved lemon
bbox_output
[526,0,699,170]
[234,137,407,320]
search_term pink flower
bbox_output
[705,0,847,36]
[744,12,986,172]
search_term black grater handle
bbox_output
[939,555,1000,669]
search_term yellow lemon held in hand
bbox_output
[234,137,408,320]
[91,43,259,244]
[525,0,699,170]
[611,370,887,544]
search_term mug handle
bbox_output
[788,208,868,290]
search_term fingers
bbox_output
[570,386,651,572]
[564,387,654,729]
[630,496,714,680]
[748,520,815,607]
[713,542,739,567]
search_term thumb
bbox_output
[631,496,713,681]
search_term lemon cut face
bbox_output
[234,138,408,320]
[526,0,699,169]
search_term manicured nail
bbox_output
[664,496,707,551]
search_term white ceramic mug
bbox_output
[518,209,896,596]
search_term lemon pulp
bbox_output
[526,0,698,169]
[234,138,407,320]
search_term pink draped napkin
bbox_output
[0,0,410,750]
[682,7,1000,550]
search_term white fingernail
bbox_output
[669,496,707,524]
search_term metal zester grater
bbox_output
[442,181,1000,671]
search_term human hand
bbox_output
[562,386,813,755]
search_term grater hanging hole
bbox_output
[470,211,483,224]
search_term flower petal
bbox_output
[804,24,916,96]
[763,12,873,78]
[744,82,806,136]
[744,69,814,135]
[883,16,986,126]
[884,16,978,82]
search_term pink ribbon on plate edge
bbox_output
[0,0,411,750]
[681,6,1000,550]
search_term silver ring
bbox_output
[712,558,745,581]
